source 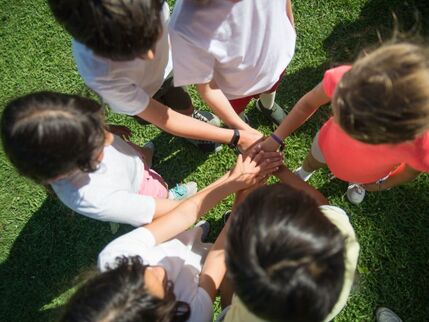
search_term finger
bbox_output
[259,151,283,161]
[251,150,265,165]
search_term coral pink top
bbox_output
[318,65,429,183]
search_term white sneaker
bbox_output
[168,182,198,200]
[293,166,314,182]
[346,183,366,205]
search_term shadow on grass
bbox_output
[0,196,131,322]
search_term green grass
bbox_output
[1,0,429,321]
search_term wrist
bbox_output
[269,134,285,152]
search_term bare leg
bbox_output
[302,150,327,172]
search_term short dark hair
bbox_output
[60,257,190,322]
[1,92,106,183]
[48,0,165,61]
[334,42,429,144]
[226,184,346,322]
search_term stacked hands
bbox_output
[228,142,283,188]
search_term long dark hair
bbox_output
[61,256,190,322]
[1,92,106,183]
[226,184,346,322]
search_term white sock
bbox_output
[259,92,276,110]
[294,166,314,182]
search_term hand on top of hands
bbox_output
[229,143,283,188]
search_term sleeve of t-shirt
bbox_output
[185,287,214,322]
[97,227,156,272]
[169,29,216,87]
[322,65,352,98]
[89,79,151,116]
[62,189,156,227]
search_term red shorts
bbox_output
[228,71,285,114]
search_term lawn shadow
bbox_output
[356,182,429,321]
[323,0,429,66]
[0,195,131,322]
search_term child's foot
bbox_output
[168,182,198,200]
[195,220,210,242]
[294,166,314,182]
[255,99,287,126]
[346,183,366,205]
[239,111,250,124]
[186,110,223,153]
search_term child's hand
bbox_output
[229,148,283,188]
[260,136,282,152]
[106,124,132,141]
[237,129,264,151]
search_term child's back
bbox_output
[224,184,359,322]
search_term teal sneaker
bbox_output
[168,182,198,200]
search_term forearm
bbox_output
[197,82,253,130]
[138,98,236,144]
[380,164,421,190]
[146,172,242,244]
[275,165,328,205]
[199,221,229,300]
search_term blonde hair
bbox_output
[334,42,429,144]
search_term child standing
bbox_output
[48,0,261,152]
[169,0,296,129]
[262,43,429,204]
[1,92,198,226]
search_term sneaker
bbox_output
[255,99,287,126]
[192,110,221,127]
[239,111,250,124]
[168,182,198,200]
[376,307,403,322]
[346,183,366,205]
[195,220,210,242]
[293,166,314,182]
[187,110,223,152]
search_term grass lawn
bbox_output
[0,0,429,321]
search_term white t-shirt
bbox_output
[51,136,156,226]
[72,3,173,116]
[169,0,296,99]
[98,227,214,322]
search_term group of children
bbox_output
[1,0,429,321]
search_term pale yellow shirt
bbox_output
[223,206,360,322]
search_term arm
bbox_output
[261,82,330,151]
[145,151,283,244]
[197,80,258,132]
[363,164,421,191]
[198,188,248,302]
[286,0,295,28]
[275,165,328,205]
[138,98,261,150]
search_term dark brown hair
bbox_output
[334,42,429,144]
[61,256,190,322]
[1,92,106,183]
[226,184,345,322]
[48,0,165,61]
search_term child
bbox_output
[58,148,283,322]
[1,92,202,226]
[221,183,359,322]
[169,0,296,128]
[262,42,429,204]
[47,0,261,152]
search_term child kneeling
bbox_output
[1,92,197,226]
